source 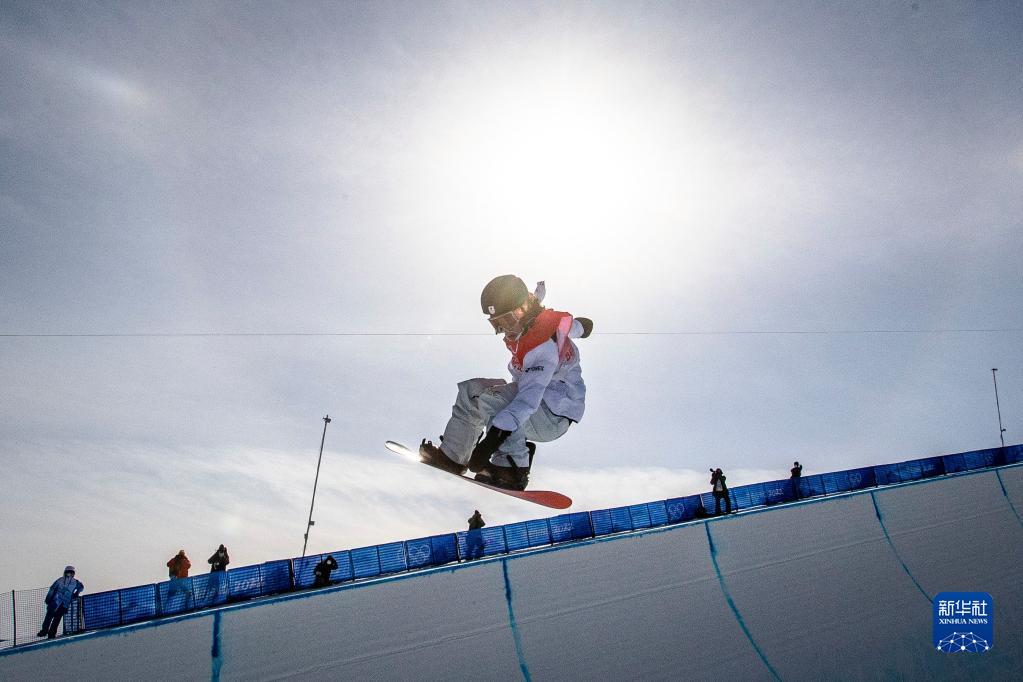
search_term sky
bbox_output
[1,0,1021,594]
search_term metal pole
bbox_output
[11,589,15,647]
[992,369,1006,447]
[302,415,331,558]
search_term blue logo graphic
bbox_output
[933,592,993,653]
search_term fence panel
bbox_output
[351,547,382,579]
[192,573,229,609]
[377,543,408,576]
[823,467,875,494]
[480,527,507,556]
[963,448,998,471]
[590,509,614,536]
[628,504,652,530]
[430,535,458,566]
[403,536,458,569]
[873,464,902,486]
[119,584,158,624]
[405,539,434,570]
[729,485,754,511]
[801,474,827,498]
[526,519,552,547]
[0,590,12,650]
[227,565,263,601]
[646,501,669,527]
[700,492,724,514]
[764,480,789,505]
[456,527,507,559]
[918,456,945,479]
[5,587,50,646]
[549,515,575,543]
[548,512,593,541]
[260,560,293,596]
[334,551,355,583]
[665,497,688,523]
[898,460,924,483]
[81,590,121,630]
[610,507,634,533]
[292,555,322,589]
[157,578,195,615]
[503,522,530,552]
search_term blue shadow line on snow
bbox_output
[995,469,1023,529]
[870,491,931,603]
[501,559,532,682]
[704,524,781,682]
[210,611,223,682]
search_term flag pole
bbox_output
[302,415,331,558]
[992,369,1006,448]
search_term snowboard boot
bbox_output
[473,447,533,491]
[474,462,529,491]
[419,438,467,475]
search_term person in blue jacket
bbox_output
[38,566,84,639]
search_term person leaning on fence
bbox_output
[208,544,230,572]
[790,461,803,500]
[38,565,84,639]
[711,468,732,515]
[466,510,486,561]
[313,555,338,588]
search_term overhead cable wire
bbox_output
[1,328,1022,338]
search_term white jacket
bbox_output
[492,316,586,432]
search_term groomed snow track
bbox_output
[2,464,1021,680]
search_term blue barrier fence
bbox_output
[47,443,1023,637]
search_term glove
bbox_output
[576,317,593,338]
[468,426,511,472]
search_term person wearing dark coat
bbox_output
[711,468,732,515]
[465,510,486,560]
[313,555,338,588]
[208,545,230,572]
[468,510,486,530]
[38,566,84,639]
[790,461,803,500]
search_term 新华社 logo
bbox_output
[933,592,993,653]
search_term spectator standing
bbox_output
[313,555,338,588]
[208,544,230,572]
[466,510,486,561]
[790,461,803,500]
[468,510,486,530]
[168,550,191,578]
[38,566,84,639]
[711,468,732,515]
[166,550,193,607]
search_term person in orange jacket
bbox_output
[167,550,191,578]
[165,549,193,607]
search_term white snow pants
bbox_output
[439,378,571,468]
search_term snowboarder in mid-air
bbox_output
[419,275,592,491]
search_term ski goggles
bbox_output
[487,310,522,334]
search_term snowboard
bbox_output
[385,440,572,510]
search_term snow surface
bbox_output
[1,466,1021,680]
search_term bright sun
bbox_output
[423,62,675,230]
[403,44,747,288]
